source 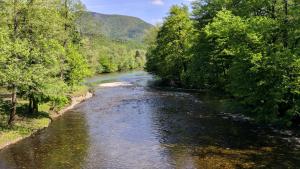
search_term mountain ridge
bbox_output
[78,11,153,42]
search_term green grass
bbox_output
[0,116,50,147]
[0,99,51,148]
[0,85,89,149]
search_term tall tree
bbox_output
[0,0,32,124]
[0,0,90,124]
[190,0,300,124]
[146,0,300,125]
[58,0,90,86]
[146,5,194,84]
[20,0,68,114]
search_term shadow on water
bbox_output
[148,88,300,168]
[0,111,90,169]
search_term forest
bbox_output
[83,35,146,74]
[0,0,300,168]
[146,0,300,125]
[0,0,146,128]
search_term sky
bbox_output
[81,0,193,24]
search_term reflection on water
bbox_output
[0,111,89,169]
[149,92,300,168]
[0,71,299,169]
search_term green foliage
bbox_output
[146,5,194,84]
[82,35,146,74]
[0,0,149,127]
[78,11,149,74]
[144,25,160,75]
[39,79,69,110]
[0,0,92,124]
[65,44,91,85]
[146,1,300,125]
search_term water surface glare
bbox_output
[0,71,300,169]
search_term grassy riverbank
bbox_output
[0,86,91,150]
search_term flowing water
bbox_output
[0,71,300,169]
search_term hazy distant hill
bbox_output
[78,12,153,42]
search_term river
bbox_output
[0,71,299,169]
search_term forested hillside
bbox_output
[78,11,150,74]
[78,12,153,42]
[146,1,300,125]
[82,35,146,74]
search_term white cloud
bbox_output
[151,0,164,5]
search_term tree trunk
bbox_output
[63,0,69,48]
[28,94,38,114]
[59,0,69,80]
[283,0,288,48]
[8,86,17,125]
[32,97,38,114]
[28,95,33,113]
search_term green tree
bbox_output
[64,44,91,86]
[189,1,300,124]
[0,0,32,124]
[59,0,90,85]
[0,0,90,124]
[144,25,160,73]
[20,0,67,114]
[146,5,194,84]
[146,0,300,125]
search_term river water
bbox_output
[0,71,300,169]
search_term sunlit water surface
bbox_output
[0,71,300,169]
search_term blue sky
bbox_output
[81,0,193,24]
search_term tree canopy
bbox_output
[146,5,194,83]
[0,0,90,124]
[0,0,147,125]
[146,0,300,125]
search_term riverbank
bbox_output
[0,90,93,150]
[0,71,300,168]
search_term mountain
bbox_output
[78,12,153,42]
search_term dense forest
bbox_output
[146,0,300,125]
[0,0,147,125]
[82,35,146,74]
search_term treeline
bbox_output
[146,0,300,125]
[82,35,146,74]
[0,0,91,125]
